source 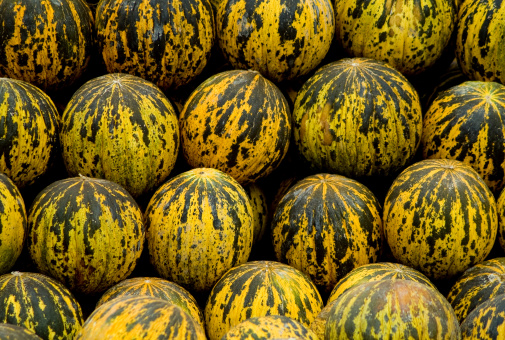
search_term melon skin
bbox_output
[0,323,42,340]
[0,0,94,91]
[460,293,505,339]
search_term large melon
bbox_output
[145,167,254,292]
[60,73,179,198]
[292,58,422,178]
[27,176,145,294]
[95,0,214,90]
[0,0,94,91]
[383,159,498,280]
[0,78,59,188]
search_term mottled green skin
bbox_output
[180,70,291,185]
[456,0,505,84]
[0,78,59,188]
[271,173,383,292]
[422,81,505,195]
[27,176,145,294]
[204,260,324,340]
[96,0,214,90]
[461,293,505,339]
[334,0,455,76]
[60,73,180,198]
[0,323,42,339]
[0,0,94,91]
[75,296,206,340]
[325,280,461,339]
[145,168,254,293]
[0,272,83,340]
[448,257,505,324]
[222,315,318,340]
[292,58,422,178]
[384,159,498,280]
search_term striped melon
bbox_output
[0,271,83,340]
[334,0,455,76]
[0,173,26,274]
[60,73,179,198]
[456,0,505,84]
[383,159,498,280]
[179,70,291,185]
[96,277,204,329]
[145,167,254,292]
[204,260,323,340]
[325,279,460,339]
[244,184,268,244]
[0,78,59,188]
[75,296,206,340]
[222,315,318,340]
[27,176,145,294]
[422,81,505,195]
[292,58,422,177]
[0,324,42,339]
[271,173,383,292]
[460,293,505,339]
[447,257,505,324]
[0,0,94,91]
[216,0,334,83]
[95,0,214,90]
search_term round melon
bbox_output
[0,173,26,274]
[222,315,318,340]
[422,81,505,195]
[271,173,383,292]
[456,0,505,84]
[60,73,179,198]
[0,78,59,188]
[460,293,505,339]
[75,296,206,340]
[0,323,42,339]
[0,0,94,91]
[383,159,498,280]
[325,279,460,339]
[448,257,505,324]
[95,0,214,90]
[0,271,83,340]
[204,260,323,340]
[292,58,422,177]
[27,176,145,294]
[216,0,334,83]
[334,0,455,76]
[145,167,254,292]
[96,277,204,329]
[179,70,291,185]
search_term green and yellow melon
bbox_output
[0,271,83,340]
[204,260,323,340]
[179,70,291,185]
[334,0,455,76]
[95,0,214,90]
[422,81,505,195]
[292,58,422,178]
[460,293,505,339]
[383,159,498,280]
[0,173,26,274]
[145,167,254,292]
[0,323,42,340]
[447,257,505,324]
[271,173,383,292]
[96,277,204,329]
[222,315,318,340]
[60,73,179,198]
[456,0,505,84]
[0,78,59,188]
[0,0,94,92]
[216,0,334,83]
[325,279,461,339]
[27,175,145,294]
[244,183,268,244]
[75,296,206,340]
